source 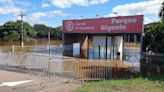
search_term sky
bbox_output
[0,0,163,27]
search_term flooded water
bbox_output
[0,39,140,65]
[0,39,62,54]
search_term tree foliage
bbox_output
[34,24,62,39]
[144,21,164,53]
[0,21,62,41]
[23,22,36,38]
[51,26,62,39]
[0,20,36,41]
[159,1,164,19]
[34,24,50,38]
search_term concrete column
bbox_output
[80,36,89,58]
[62,34,89,59]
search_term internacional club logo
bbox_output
[66,21,74,32]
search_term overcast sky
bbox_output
[0,0,163,27]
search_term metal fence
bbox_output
[75,60,112,80]
[0,52,48,74]
[141,53,164,76]
[0,52,142,85]
[41,58,76,88]
[0,52,112,79]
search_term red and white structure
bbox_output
[62,15,143,61]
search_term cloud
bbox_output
[15,1,31,7]
[0,0,21,15]
[48,0,108,8]
[28,12,48,20]
[111,0,162,15]
[106,0,163,24]
[49,10,67,16]
[0,0,12,5]
[27,10,67,21]
[0,6,20,15]
[42,3,50,8]
[25,10,67,25]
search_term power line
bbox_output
[18,10,26,47]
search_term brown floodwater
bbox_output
[0,39,62,53]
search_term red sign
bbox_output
[63,15,143,33]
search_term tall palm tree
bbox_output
[159,1,164,19]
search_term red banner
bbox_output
[63,15,143,33]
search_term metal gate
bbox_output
[41,58,76,88]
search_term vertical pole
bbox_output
[128,35,130,42]
[48,31,51,55]
[99,45,100,59]
[106,35,108,60]
[21,11,24,47]
[18,10,26,47]
[47,31,51,74]
[61,22,64,55]
[140,16,144,75]
[113,45,114,60]
[21,10,24,47]
[140,17,144,58]
[134,35,137,43]
[12,45,15,53]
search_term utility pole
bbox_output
[18,10,26,47]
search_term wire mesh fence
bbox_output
[141,52,164,76]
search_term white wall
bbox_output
[73,43,80,57]
[114,36,123,61]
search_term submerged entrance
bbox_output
[89,36,123,60]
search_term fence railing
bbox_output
[75,60,112,80]
[0,52,140,83]
[141,53,164,76]
[0,52,112,80]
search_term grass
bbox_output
[75,76,164,92]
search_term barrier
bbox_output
[0,52,139,84]
[75,60,112,80]
[141,53,164,76]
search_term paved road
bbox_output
[0,70,81,92]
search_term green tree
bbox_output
[144,21,164,53]
[0,20,36,41]
[34,24,62,39]
[159,1,164,19]
[51,26,62,39]
[2,30,20,41]
[23,22,36,38]
[34,24,50,38]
